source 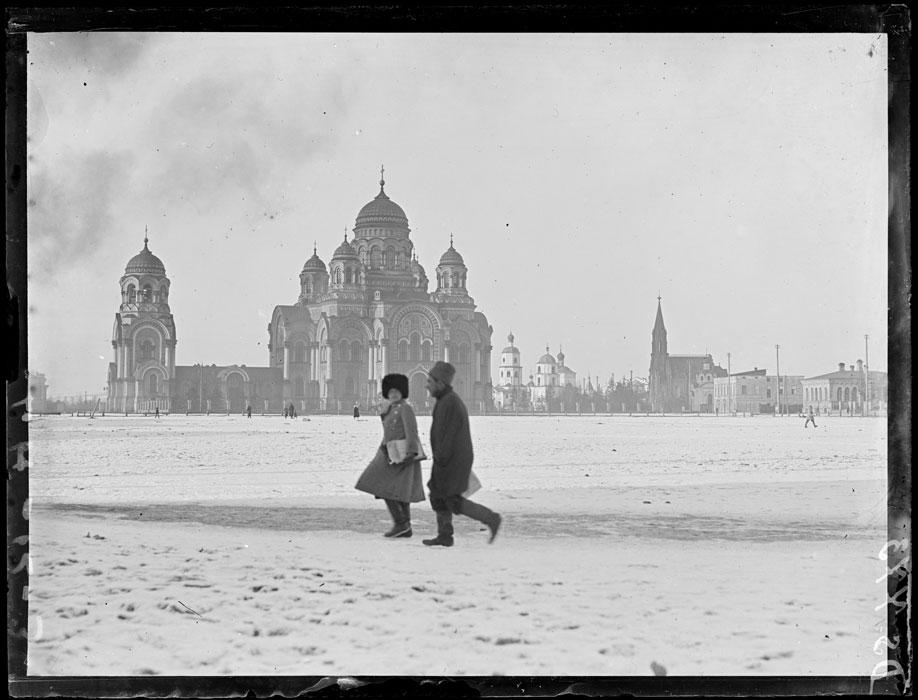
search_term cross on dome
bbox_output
[379,164,385,191]
[144,225,149,249]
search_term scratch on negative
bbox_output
[178,600,201,616]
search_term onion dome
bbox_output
[125,234,165,275]
[537,345,556,364]
[331,233,359,260]
[502,332,517,354]
[301,243,327,272]
[438,236,466,266]
[355,166,409,228]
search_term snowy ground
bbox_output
[25,414,888,676]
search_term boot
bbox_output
[457,499,502,544]
[383,500,412,538]
[423,510,454,547]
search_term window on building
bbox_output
[398,340,408,362]
[766,389,771,398]
[742,385,747,395]
[422,342,431,362]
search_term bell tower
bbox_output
[108,230,177,413]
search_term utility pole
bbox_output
[727,352,732,415]
[775,344,781,417]
[864,334,870,416]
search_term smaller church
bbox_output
[648,297,727,413]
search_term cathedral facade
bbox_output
[107,173,494,413]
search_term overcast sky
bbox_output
[27,32,888,395]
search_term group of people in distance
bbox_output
[356,361,502,547]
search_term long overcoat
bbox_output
[355,400,426,503]
[428,387,474,499]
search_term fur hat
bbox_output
[428,361,455,386]
[381,373,409,398]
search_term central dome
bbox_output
[125,240,165,276]
[355,175,409,228]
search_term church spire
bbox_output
[653,295,666,332]
[144,225,149,250]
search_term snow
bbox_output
[25,414,888,676]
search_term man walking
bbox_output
[804,410,817,428]
[423,361,501,547]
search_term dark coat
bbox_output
[428,387,474,498]
[355,400,425,503]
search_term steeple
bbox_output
[653,295,665,332]
[651,296,668,364]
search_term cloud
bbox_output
[29,148,135,273]
[138,66,351,217]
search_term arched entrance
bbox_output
[226,373,245,413]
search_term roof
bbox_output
[302,247,327,272]
[125,241,165,275]
[331,237,359,259]
[438,244,465,266]
[355,180,408,228]
[731,369,767,377]
[804,370,868,381]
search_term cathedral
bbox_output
[107,171,494,414]
[648,297,726,413]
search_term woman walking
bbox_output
[355,374,426,538]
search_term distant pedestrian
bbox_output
[154,407,160,420]
[353,402,360,419]
[246,405,252,419]
[290,403,298,419]
[283,405,289,419]
[355,374,426,538]
[423,361,501,547]
[805,410,817,428]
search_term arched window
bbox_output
[422,341,432,362]
[381,249,388,268]
[126,284,136,302]
[410,333,420,362]
[352,341,362,363]
[339,340,350,362]
[844,387,850,402]
[371,247,381,267]
[837,387,843,402]
[141,284,152,301]
[140,340,155,361]
[148,373,158,396]
[398,340,408,362]
[386,247,395,270]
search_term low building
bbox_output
[801,360,886,415]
